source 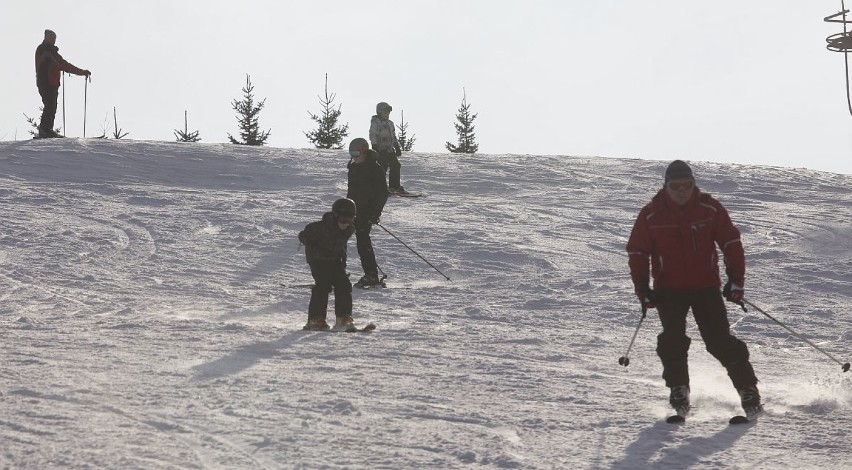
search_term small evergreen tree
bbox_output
[23,110,61,137]
[396,110,416,152]
[111,107,129,139]
[174,110,201,142]
[445,88,479,154]
[304,73,349,149]
[95,114,109,139]
[228,74,271,146]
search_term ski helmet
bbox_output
[332,198,356,219]
[376,102,392,114]
[349,137,368,157]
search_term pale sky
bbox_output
[2,0,851,174]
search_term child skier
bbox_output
[298,198,357,331]
[346,137,388,288]
[369,102,405,194]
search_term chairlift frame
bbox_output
[825,1,852,118]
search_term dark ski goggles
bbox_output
[667,180,694,191]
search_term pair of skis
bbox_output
[666,406,764,425]
[388,190,423,198]
[302,323,376,333]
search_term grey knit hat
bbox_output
[665,160,694,183]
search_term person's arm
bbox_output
[715,202,745,283]
[369,163,388,222]
[54,50,90,77]
[626,210,652,291]
[369,119,380,149]
[627,209,657,309]
[298,221,321,245]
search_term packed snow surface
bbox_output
[1,139,851,469]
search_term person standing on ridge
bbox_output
[369,102,405,194]
[346,137,388,288]
[626,160,763,420]
[35,29,91,138]
[298,198,357,331]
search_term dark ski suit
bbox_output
[298,212,356,322]
[346,150,388,277]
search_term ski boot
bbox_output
[354,273,385,289]
[738,386,764,419]
[333,315,358,332]
[666,385,691,423]
[302,318,329,331]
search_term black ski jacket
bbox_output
[347,150,388,225]
[298,212,355,264]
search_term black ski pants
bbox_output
[655,287,757,390]
[38,86,59,133]
[307,260,352,321]
[354,220,379,277]
[377,150,402,189]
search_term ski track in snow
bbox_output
[1,139,851,469]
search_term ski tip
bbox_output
[666,415,686,424]
[333,323,376,333]
[729,415,751,425]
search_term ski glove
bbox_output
[636,281,657,310]
[723,278,744,303]
[394,145,402,157]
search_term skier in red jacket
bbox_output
[34,29,91,138]
[626,160,763,419]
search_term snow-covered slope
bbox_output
[1,139,850,469]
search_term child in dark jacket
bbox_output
[298,198,357,330]
[346,137,388,288]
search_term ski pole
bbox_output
[62,73,66,136]
[83,76,89,138]
[618,306,647,367]
[375,222,451,281]
[737,299,850,372]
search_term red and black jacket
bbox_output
[35,43,85,88]
[627,187,745,292]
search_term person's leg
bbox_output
[355,222,378,278]
[331,262,353,319]
[388,153,402,189]
[655,289,693,387]
[39,87,59,134]
[307,262,333,325]
[692,287,757,390]
[376,151,390,182]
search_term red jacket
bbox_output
[626,187,745,292]
[35,43,86,88]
